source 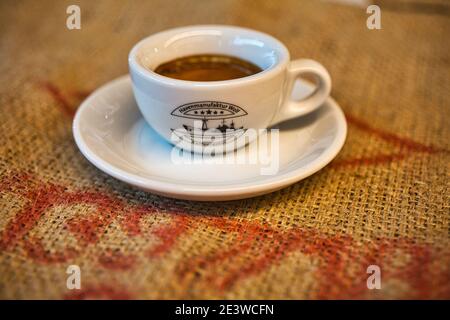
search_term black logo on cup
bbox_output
[171,101,248,146]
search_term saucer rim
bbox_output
[73,75,347,201]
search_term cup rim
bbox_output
[128,24,290,88]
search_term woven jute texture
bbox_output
[0,0,449,299]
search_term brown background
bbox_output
[0,0,449,299]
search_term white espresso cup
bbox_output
[129,25,331,154]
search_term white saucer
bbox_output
[73,75,347,201]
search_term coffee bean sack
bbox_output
[0,0,448,299]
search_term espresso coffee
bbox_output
[154,54,263,81]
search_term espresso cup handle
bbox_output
[270,59,331,125]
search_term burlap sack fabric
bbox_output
[0,0,448,299]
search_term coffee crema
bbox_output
[153,54,263,81]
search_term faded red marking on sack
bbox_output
[98,250,136,271]
[70,90,90,100]
[316,239,440,299]
[65,196,123,244]
[177,218,449,299]
[147,215,190,258]
[119,206,191,258]
[64,285,133,300]
[176,217,266,280]
[0,179,66,250]
[0,168,130,250]
[345,114,445,154]
[0,171,190,266]
[221,231,341,292]
[331,153,409,168]
[330,114,448,168]
[23,236,78,264]
[1,170,449,299]
[178,219,348,291]
[121,208,150,236]
[40,82,76,118]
